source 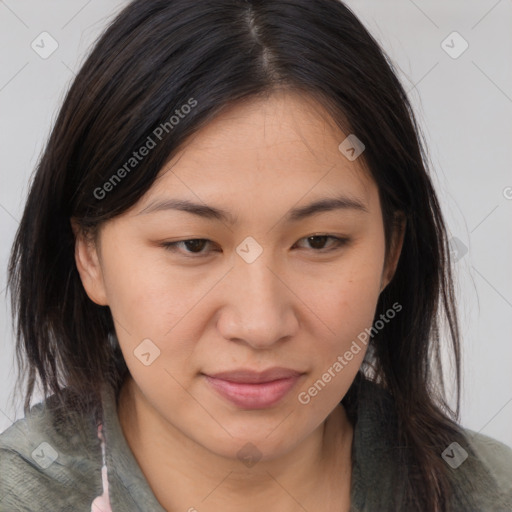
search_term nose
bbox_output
[216,255,299,349]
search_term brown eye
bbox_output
[294,235,349,252]
[161,239,216,257]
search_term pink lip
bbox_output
[203,368,304,409]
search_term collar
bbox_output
[100,382,167,511]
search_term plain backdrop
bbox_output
[1,1,511,448]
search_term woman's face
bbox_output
[74,89,403,461]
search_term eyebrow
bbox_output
[136,195,368,224]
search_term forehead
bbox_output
[135,90,377,218]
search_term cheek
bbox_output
[294,267,381,411]
[101,243,190,330]
[297,249,384,339]
[99,251,201,381]
[305,280,378,389]
[292,241,385,403]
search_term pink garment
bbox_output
[91,423,113,512]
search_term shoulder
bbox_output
[450,428,512,510]
[0,391,103,511]
[348,377,512,510]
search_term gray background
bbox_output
[1,1,511,448]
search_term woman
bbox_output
[1,1,511,511]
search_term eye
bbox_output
[160,235,349,258]
[161,239,216,257]
[293,235,350,252]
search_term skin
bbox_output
[72,89,405,512]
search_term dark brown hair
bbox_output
[7,0,467,509]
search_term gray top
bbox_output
[1,376,511,511]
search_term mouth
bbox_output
[202,367,305,409]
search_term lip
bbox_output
[208,367,303,384]
[203,367,304,409]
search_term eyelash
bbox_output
[160,235,350,258]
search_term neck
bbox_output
[117,376,353,512]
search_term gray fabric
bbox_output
[350,379,512,511]
[1,377,511,511]
[100,383,166,511]
[0,392,104,511]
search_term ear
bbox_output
[70,218,109,306]
[380,212,406,293]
